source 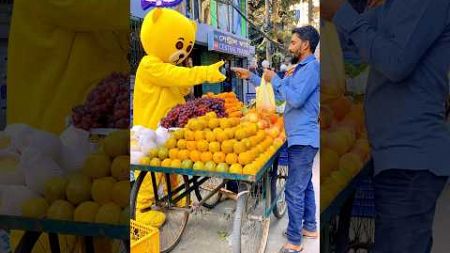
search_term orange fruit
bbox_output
[208,118,220,129]
[238,152,252,165]
[184,130,195,141]
[213,152,226,164]
[209,142,221,153]
[186,141,197,151]
[224,128,235,139]
[219,118,232,129]
[235,128,246,140]
[194,131,205,141]
[165,138,177,149]
[229,118,240,127]
[242,138,252,149]
[177,139,187,149]
[229,164,243,174]
[233,141,247,154]
[205,112,217,119]
[197,140,209,152]
[205,131,216,142]
[161,158,172,167]
[225,153,238,165]
[170,159,182,168]
[213,128,224,136]
[221,140,234,154]
[173,129,185,140]
[177,150,190,160]
[187,119,201,131]
[169,148,179,159]
[200,152,213,162]
[249,136,259,146]
[189,150,201,162]
[216,132,228,142]
[243,164,257,175]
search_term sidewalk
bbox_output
[171,154,320,253]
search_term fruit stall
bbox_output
[320,21,377,251]
[130,92,288,253]
[0,73,130,253]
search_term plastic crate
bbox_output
[130,220,159,253]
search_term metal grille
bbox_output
[130,16,145,74]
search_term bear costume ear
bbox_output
[191,21,197,30]
[152,8,163,23]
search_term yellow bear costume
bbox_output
[133,8,225,129]
[133,8,225,226]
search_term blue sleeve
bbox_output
[249,73,262,86]
[333,0,449,82]
[271,63,319,109]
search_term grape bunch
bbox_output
[161,97,227,128]
[72,73,130,130]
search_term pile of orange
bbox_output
[150,110,285,176]
[205,92,243,118]
[320,95,370,211]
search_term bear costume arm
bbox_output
[138,56,225,87]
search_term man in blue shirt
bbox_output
[323,0,450,252]
[232,25,320,253]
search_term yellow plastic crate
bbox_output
[130,219,159,253]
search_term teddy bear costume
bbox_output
[133,8,225,226]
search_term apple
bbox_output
[193,161,205,171]
[204,161,216,171]
[216,163,229,173]
[181,160,194,169]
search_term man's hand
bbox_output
[263,69,276,82]
[231,67,251,79]
[321,0,346,21]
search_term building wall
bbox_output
[0,1,12,129]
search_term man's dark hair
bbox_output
[292,25,320,54]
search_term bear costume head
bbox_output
[140,8,196,65]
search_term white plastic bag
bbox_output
[0,151,24,185]
[4,124,34,153]
[0,185,39,216]
[28,129,61,161]
[19,148,64,195]
[59,126,91,172]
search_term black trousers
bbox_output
[373,169,448,253]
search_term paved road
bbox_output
[171,155,320,253]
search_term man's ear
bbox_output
[152,8,163,23]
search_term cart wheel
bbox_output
[194,177,223,209]
[131,172,190,253]
[232,182,270,253]
[271,164,288,219]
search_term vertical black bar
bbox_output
[165,173,173,205]
[48,233,60,253]
[335,192,356,253]
[14,231,41,253]
[151,172,159,203]
[85,236,95,253]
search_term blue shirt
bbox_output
[334,0,450,176]
[249,55,320,148]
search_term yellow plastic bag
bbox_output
[256,76,276,113]
[320,21,346,105]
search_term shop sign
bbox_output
[208,30,254,57]
[141,0,183,10]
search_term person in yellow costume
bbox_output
[7,0,129,134]
[133,8,225,226]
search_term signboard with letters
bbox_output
[207,30,255,58]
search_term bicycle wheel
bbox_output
[194,177,223,209]
[130,172,190,253]
[271,164,288,219]
[232,181,270,253]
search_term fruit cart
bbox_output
[130,143,288,253]
[0,215,129,253]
